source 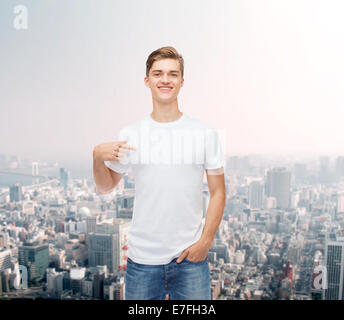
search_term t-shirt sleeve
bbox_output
[95,186,115,198]
[104,129,131,174]
[204,127,226,170]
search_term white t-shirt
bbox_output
[104,113,225,265]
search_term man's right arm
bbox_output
[93,148,124,195]
[93,140,136,194]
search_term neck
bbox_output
[150,98,182,122]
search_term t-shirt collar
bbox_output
[148,112,186,127]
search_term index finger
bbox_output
[120,143,137,151]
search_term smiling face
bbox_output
[144,58,184,103]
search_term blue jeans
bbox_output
[125,256,211,300]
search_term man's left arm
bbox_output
[176,167,226,263]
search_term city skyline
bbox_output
[1,152,344,300]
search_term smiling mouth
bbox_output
[158,86,173,92]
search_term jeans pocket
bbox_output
[127,257,134,264]
[185,256,207,264]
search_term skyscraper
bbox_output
[319,156,332,184]
[59,168,70,190]
[336,156,344,179]
[323,236,344,300]
[46,268,64,297]
[337,193,344,215]
[18,242,49,284]
[9,183,22,202]
[86,216,98,234]
[116,190,134,219]
[1,269,10,293]
[265,168,291,209]
[293,163,307,184]
[248,181,264,209]
[0,249,12,272]
[93,271,105,299]
[0,233,9,249]
[88,233,118,273]
[88,219,130,273]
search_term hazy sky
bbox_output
[1,0,343,167]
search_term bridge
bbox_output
[0,170,51,179]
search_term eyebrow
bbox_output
[151,70,180,73]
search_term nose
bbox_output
[161,73,169,83]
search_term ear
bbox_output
[180,77,184,87]
[144,76,150,88]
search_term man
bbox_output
[93,46,226,300]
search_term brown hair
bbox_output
[146,46,184,78]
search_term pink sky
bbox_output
[0,0,343,164]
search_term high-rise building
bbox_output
[103,276,118,300]
[46,268,64,297]
[109,277,125,300]
[62,271,70,291]
[88,219,130,273]
[279,277,292,299]
[0,249,12,272]
[123,175,135,189]
[1,269,11,293]
[290,191,300,209]
[116,191,134,219]
[336,156,344,178]
[93,272,105,299]
[0,154,7,168]
[111,220,130,271]
[9,183,22,202]
[86,216,98,234]
[0,233,9,249]
[323,237,344,300]
[88,233,117,273]
[265,168,291,209]
[319,156,332,184]
[59,168,70,190]
[281,261,293,288]
[18,242,49,284]
[264,197,276,210]
[70,268,85,295]
[248,181,264,209]
[82,277,93,297]
[293,163,307,184]
[337,193,344,215]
